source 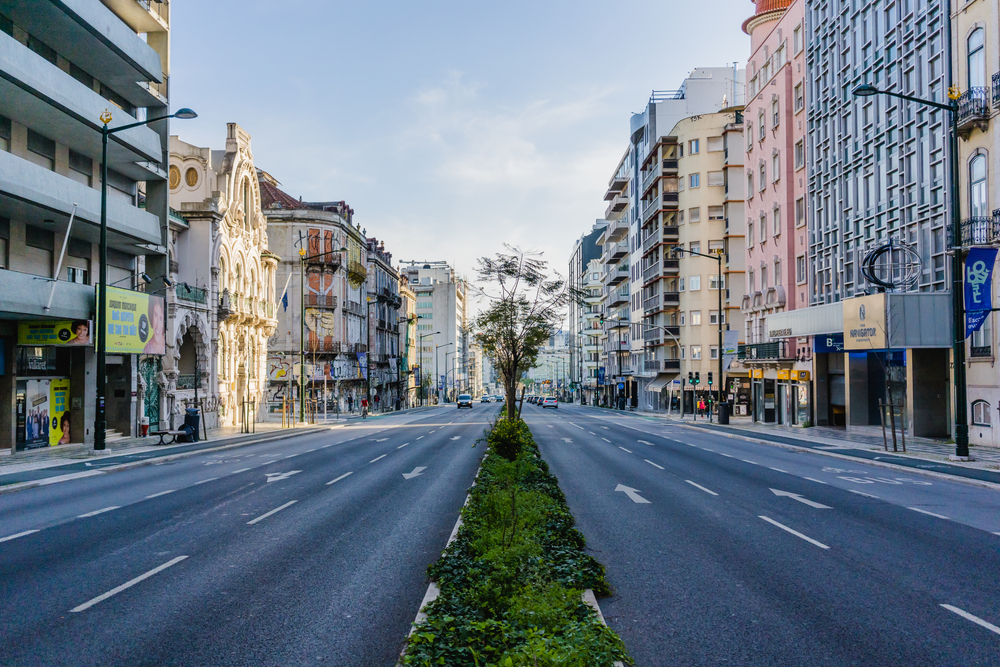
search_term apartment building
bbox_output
[580,258,605,405]
[399,261,468,403]
[398,272,417,407]
[567,219,606,402]
[738,0,813,425]
[0,1,171,449]
[365,237,401,409]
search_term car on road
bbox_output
[480,396,490,403]
[457,394,473,408]
[542,397,558,409]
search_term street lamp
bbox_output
[94,107,196,451]
[445,350,457,402]
[435,341,453,404]
[417,331,439,405]
[298,246,348,422]
[851,83,969,458]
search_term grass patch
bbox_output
[402,416,633,666]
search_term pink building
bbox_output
[739,0,813,425]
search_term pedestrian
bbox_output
[360,397,369,419]
[374,393,380,412]
[347,394,354,414]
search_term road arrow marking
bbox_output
[265,471,302,483]
[638,440,654,446]
[615,484,651,504]
[373,438,389,442]
[403,466,427,480]
[561,438,573,443]
[770,488,831,509]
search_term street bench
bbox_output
[149,429,187,446]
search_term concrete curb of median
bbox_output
[0,425,338,497]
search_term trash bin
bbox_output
[140,416,149,437]
[183,408,200,442]
[718,402,730,425]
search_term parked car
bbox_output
[457,394,473,408]
[542,397,558,409]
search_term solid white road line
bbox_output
[321,444,333,448]
[769,467,789,473]
[742,460,758,465]
[306,448,316,453]
[759,515,830,549]
[909,507,949,520]
[685,480,718,496]
[719,453,734,458]
[247,500,298,525]
[848,489,880,499]
[638,440,654,446]
[263,460,277,465]
[193,477,217,485]
[70,556,188,613]
[398,443,410,449]
[804,477,828,484]
[145,490,175,499]
[0,529,39,543]
[645,460,665,470]
[602,437,611,442]
[618,447,632,454]
[231,468,251,474]
[370,454,387,463]
[327,472,353,485]
[940,604,1000,636]
[77,506,120,518]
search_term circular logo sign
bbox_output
[859,304,866,321]
[57,327,72,342]
[138,314,149,343]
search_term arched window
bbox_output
[972,400,992,426]
[219,256,227,293]
[968,28,985,89]
[970,154,987,217]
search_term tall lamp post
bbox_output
[673,247,725,417]
[435,341,453,404]
[95,107,197,451]
[298,246,347,423]
[852,83,969,458]
[445,350,457,401]
[417,331,439,405]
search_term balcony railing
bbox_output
[606,217,629,242]
[642,197,661,225]
[662,259,680,274]
[643,293,662,312]
[642,260,661,283]
[642,229,660,253]
[662,159,678,171]
[662,291,680,306]
[176,374,199,390]
[961,216,1000,246]
[737,341,791,361]
[176,283,207,304]
[971,345,992,358]
[305,294,338,309]
[958,87,990,128]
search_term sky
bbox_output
[170,0,752,304]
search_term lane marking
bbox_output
[284,454,297,459]
[759,515,830,549]
[263,460,277,465]
[77,506,120,518]
[570,424,585,430]
[719,453,734,458]
[70,556,188,613]
[306,448,316,453]
[265,471,301,483]
[685,480,718,496]
[848,489,880,499]
[370,454,387,463]
[638,440,654,446]
[429,430,436,433]
[374,438,389,442]
[769,467,789,473]
[644,459,665,470]
[770,488,832,509]
[327,472,353,485]
[602,437,611,443]
[193,477,218,485]
[908,507,949,520]
[416,436,424,440]
[804,477,828,484]
[321,444,333,449]
[742,460,758,465]
[940,604,1000,636]
[398,443,410,449]
[231,468,251,474]
[618,447,632,453]
[0,529,39,543]
[247,500,298,525]
[145,490,175,499]
[450,437,461,441]
[588,431,597,435]
[601,426,609,430]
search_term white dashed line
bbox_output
[416,436,424,440]
[769,467,789,473]
[570,424,585,430]
[909,507,949,520]
[719,453,734,458]
[645,460,665,470]
[231,468,251,474]
[429,430,436,434]
[940,604,1000,636]
[685,480,718,496]
[247,500,297,525]
[397,443,409,449]
[321,444,333,449]
[306,448,316,453]
[742,459,758,465]
[601,426,609,430]
[638,440,654,446]
[618,447,632,454]
[70,556,188,613]
[370,454,387,463]
[759,515,830,549]
[848,489,880,499]
[589,431,597,435]
[263,460,277,465]
[145,490,175,499]
[804,477,828,484]
[77,506,120,518]
[193,477,217,485]
[327,472,353,485]
[602,437,611,442]
[0,530,39,543]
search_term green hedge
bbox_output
[402,417,633,667]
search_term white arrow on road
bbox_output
[561,438,574,443]
[403,467,427,479]
[265,471,302,483]
[615,484,651,504]
[770,488,831,509]
[638,440,654,446]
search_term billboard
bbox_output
[842,294,886,350]
[18,320,93,347]
[101,286,166,355]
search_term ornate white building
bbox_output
[162,123,278,429]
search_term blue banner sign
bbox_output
[813,333,845,353]
[965,247,998,338]
[597,367,605,386]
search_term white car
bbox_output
[542,397,558,409]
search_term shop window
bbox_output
[972,400,991,426]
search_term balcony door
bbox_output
[970,154,987,218]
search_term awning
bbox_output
[646,371,679,393]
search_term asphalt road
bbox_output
[0,405,489,667]
[524,403,1000,667]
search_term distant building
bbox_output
[398,273,417,407]
[365,237,400,409]
[568,220,607,401]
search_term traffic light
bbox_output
[694,371,700,385]
[707,372,713,386]
[688,372,694,385]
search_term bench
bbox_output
[148,429,188,446]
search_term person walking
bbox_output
[373,393,380,413]
[360,397,369,419]
[347,394,354,414]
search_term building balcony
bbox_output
[641,197,661,225]
[957,87,990,132]
[993,72,1000,107]
[662,259,680,275]
[604,193,629,219]
[662,291,680,306]
[643,293,662,313]
[305,294,338,309]
[176,283,208,305]
[641,162,661,196]
[662,158,679,172]
[343,300,366,318]
[605,174,628,198]
[605,264,629,287]
[102,0,170,33]
[960,215,1000,246]
[737,341,793,362]
[605,217,629,242]
[608,289,629,308]
[605,240,629,264]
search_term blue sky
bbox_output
[171,0,751,291]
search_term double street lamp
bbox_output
[95,107,197,451]
[435,341,453,404]
[852,83,969,458]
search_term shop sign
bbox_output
[776,370,790,380]
[99,286,166,355]
[751,369,763,379]
[768,328,792,338]
[18,320,93,347]
[791,370,811,381]
[813,333,845,353]
[842,294,885,350]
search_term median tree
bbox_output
[472,245,582,420]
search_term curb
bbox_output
[0,425,336,496]
[581,589,624,667]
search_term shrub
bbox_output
[487,417,528,461]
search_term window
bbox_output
[690,173,700,188]
[972,400,992,426]
[691,311,702,326]
[680,346,685,359]
[707,136,724,152]
[794,82,804,111]
[0,114,10,152]
[760,213,766,242]
[773,206,781,236]
[774,260,782,286]
[749,269,755,293]
[707,171,725,186]
[689,139,700,154]
[689,207,701,222]
[709,275,725,290]
[972,314,992,356]
[747,172,754,194]
[795,197,805,226]
[66,267,88,284]
[708,240,725,254]
[710,347,719,360]
[709,311,719,325]
[27,129,56,170]
[707,206,724,221]
[968,28,986,89]
[796,255,806,283]
[771,97,780,127]
[746,124,754,152]
[793,24,802,53]
[689,275,701,291]
[680,312,687,326]
[771,152,780,181]
[169,165,181,189]
[748,221,754,246]
[679,277,685,291]
[0,217,8,269]
[761,266,768,290]
[758,110,765,140]
[691,345,702,360]
[186,168,199,188]
[794,140,805,169]
[68,150,92,187]
[759,163,766,190]
[690,241,701,254]
[28,35,57,65]
[970,154,988,217]
[679,210,685,224]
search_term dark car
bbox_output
[457,394,473,408]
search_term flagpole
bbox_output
[279,271,294,310]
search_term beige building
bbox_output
[398,272,418,407]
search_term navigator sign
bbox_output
[842,294,885,350]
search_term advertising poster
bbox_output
[18,320,93,347]
[100,286,166,355]
[49,379,71,446]
[357,352,368,379]
[965,247,998,338]
[23,379,50,450]
[842,294,886,350]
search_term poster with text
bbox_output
[99,286,166,355]
[18,320,93,346]
[23,379,50,450]
[49,379,71,446]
